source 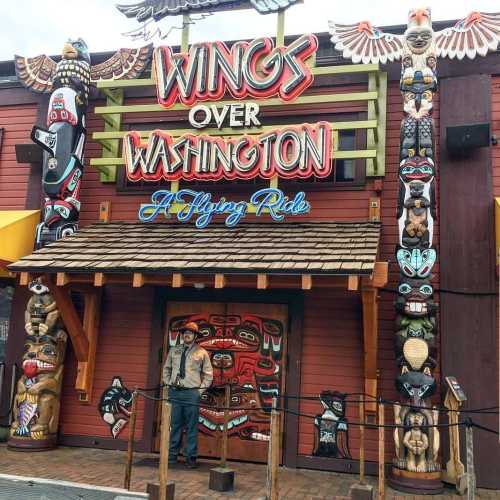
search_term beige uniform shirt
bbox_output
[162,343,213,392]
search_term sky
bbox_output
[2,0,500,61]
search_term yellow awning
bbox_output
[0,210,40,277]
[496,198,500,265]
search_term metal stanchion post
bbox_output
[466,423,475,500]
[124,390,138,490]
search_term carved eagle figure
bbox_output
[15,38,153,102]
[116,0,299,21]
[329,9,500,64]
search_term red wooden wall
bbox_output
[0,103,38,209]
[59,285,154,441]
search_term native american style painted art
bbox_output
[168,313,284,442]
[117,0,300,21]
[329,8,500,492]
[98,377,134,438]
[313,391,351,459]
[15,39,152,247]
[8,280,67,450]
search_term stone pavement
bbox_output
[0,445,499,499]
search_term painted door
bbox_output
[158,301,288,463]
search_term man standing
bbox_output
[163,322,213,468]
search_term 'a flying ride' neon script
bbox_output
[139,188,311,228]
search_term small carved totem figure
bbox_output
[98,377,134,438]
[9,280,67,450]
[15,40,152,247]
[313,391,351,459]
[330,8,500,492]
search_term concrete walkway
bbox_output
[0,445,498,499]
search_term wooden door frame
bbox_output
[143,286,304,467]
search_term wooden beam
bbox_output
[133,273,145,288]
[94,273,106,287]
[361,287,378,413]
[214,274,226,289]
[348,275,360,291]
[172,273,183,288]
[257,274,268,290]
[75,289,102,401]
[99,201,112,223]
[19,272,31,286]
[371,261,388,288]
[46,276,89,362]
[301,275,312,290]
[56,272,70,286]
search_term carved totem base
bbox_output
[388,468,443,495]
[8,435,57,451]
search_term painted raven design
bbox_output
[116,0,300,21]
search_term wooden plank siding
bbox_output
[0,104,38,209]
[59,285,154,443]
[492,76,500,197]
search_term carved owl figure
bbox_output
[329,9,500,65]
[15,39,153,105]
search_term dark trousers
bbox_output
[168,388,200,461]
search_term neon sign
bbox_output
[153,34,318,108]
[125,122,332,182]
[139,188,311,228]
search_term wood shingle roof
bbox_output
[9,221,381,275]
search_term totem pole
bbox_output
[9,40,152,450]
[329,9,500,493]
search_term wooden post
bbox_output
[267,397,279,500]
[124,390,138,490]
[466,424,475,500]
[159,392,173,500]
[221,385,230,468]
[359,395,365,484]
[378,401,385,500]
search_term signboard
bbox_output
[128,34,330,226]
[153,35,318,108]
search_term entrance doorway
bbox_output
[156,301,288,462]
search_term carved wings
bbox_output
[329,12,500,64]
[116,0,299,21]
[90,45,153,82]
[14,54,57,93]
[328,21,404,64]
[435,12,500,60]
[15,46,153,93]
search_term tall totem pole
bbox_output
[329,9,500,494]
[8,40,151,450]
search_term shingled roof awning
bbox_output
[10,221,381,276]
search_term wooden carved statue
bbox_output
[329,8,500,493]
[116,0,300,21]
[313,391,350,459]
[9,280,67,450]
[15,40,152,247]
[10,39,152,451]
